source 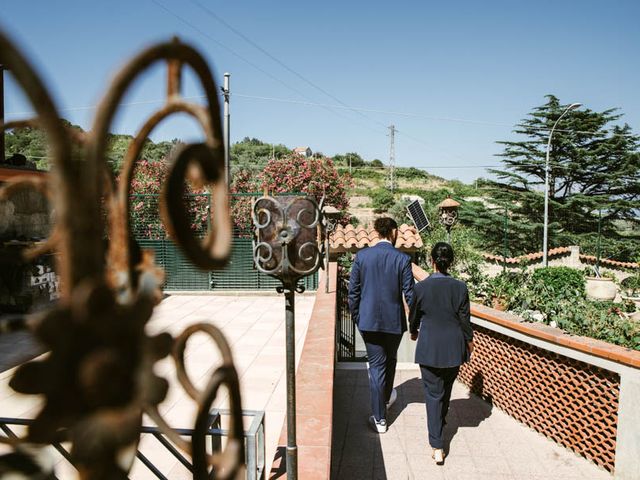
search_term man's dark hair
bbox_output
[431,242,454,274]
[374,217,398,239]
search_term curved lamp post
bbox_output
[543,102,581,266]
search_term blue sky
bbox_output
[2,0,639,182]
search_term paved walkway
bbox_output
[0,293,315,479]
[0,327,44,373]
[331,366,612,480]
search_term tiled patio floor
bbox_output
[331,366,613,480]
[0,293,315,479]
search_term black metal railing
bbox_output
[336,275,356,361]
[0,409,265,480]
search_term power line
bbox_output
[188,0,391,134]
[149,0,385,137]
[8,89,635,141]
[16,152,639,180]
[230,94,637,138]
[4,95,209,117]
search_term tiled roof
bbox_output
[482,247,639,269]
[329,223,423,252]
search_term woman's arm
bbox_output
[459,283,473,342]
[408,285,421,340]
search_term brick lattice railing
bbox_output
[458,325,620,472]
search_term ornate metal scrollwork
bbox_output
[252,195,324,289]
[0,29,243,479]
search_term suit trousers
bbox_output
[420,364,460,449]
[361,331,403,421]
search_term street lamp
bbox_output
[437,196,460,243]
[542,102,581,266]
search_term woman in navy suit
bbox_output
[409,242,473,465]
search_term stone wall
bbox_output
[1,171,57,313]
[0,187,51,241]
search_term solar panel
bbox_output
[406,200,430,232]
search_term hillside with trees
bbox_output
[4,99,638,261]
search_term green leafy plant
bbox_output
[370,188,395,213]
[485,270,529,309]
[337,252,355,277]
[548,298,640,350]
[528,267,586,308]
[621,275,640,297]
[620,257,640,297]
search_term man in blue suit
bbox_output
[348,217,415,433]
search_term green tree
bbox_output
[370,188,395,213]
[5,119,83,170]
[333,152,365,168]
[230,137,290,172]
[477,95,639,260]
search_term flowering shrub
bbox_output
[125,160,209,238]
[126,154,352,238]
[230,155,353,234]
[260,155,351,211]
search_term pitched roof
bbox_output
[329,223,423,252]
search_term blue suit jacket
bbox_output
[348,242,415,334]
[409,272,473,368]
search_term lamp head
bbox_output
[568,103,582,110]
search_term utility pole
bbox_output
[387,125,396,191]
[0,64,5,164]
[222,72,230,186]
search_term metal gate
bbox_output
[336,275,356,361]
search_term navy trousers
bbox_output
[361,331,403,421]
[420,365,460,449]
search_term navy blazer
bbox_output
[348,242,414,334]
[409,272,473,368]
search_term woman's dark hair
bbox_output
[431,242,454,274]
[374,217,398,240]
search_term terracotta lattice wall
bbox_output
[458,325,620,472]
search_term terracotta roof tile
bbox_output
[482,247,638,270]
[329,223,423,252]
[482,247,571,264]
[579,254,639,270]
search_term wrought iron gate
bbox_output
[336,275,356,361]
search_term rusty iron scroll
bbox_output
[0,29,243,479]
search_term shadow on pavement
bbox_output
[0,315,45,374]
[331,368,386,480]
[388,371,493,455]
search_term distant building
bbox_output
[293,146,312,157]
